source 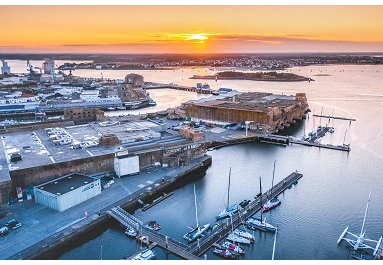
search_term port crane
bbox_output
[337,190,382,257]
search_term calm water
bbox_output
[6,60,383,260]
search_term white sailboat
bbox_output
[183,184,210,242]
[337,190,382,258]
[216,167,239,220]
[262,160,281,212]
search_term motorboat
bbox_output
[125,227,137,237]
[131,248,156,260]
[144,221,161,231]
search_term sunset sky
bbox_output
[1,4,383,54]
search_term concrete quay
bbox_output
[0,155,212,260]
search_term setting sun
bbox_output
[185,34,209,43]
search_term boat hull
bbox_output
[183,223,210,242]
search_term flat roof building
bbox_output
[34,173,101,212]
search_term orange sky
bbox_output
[1,5,383,53]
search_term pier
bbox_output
[144,83,215,94]
[313,114,356,122]
[108,171,303,260]
[289,139,351,152]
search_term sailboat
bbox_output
[216,167,239,220]
[262,160,281,212]
[337,190,382,258]
[246,177,277,232]
[183,184,210,242]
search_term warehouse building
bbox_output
[185,92,309,133]
[34,173,101,212]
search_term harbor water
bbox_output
[5,61,383,260]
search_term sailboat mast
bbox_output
[227,167,231,208]
[260,176,263,219]
[343,129,347,145]
[272,224,278,260]
[360,190,372,236]
[194,184,199,228]
[271,160,276,198]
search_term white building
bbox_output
[114,150,140,178]
[80,90,99,101]
[34,173,101,212]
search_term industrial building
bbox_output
[0,118,207,205]
[34,173,101,212]
[185,92,309,133]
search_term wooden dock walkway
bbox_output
[108,171,303,260]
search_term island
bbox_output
[189,71,313,82]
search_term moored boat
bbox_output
[183,185,210,242]
[125,227,137,237]
[131,248,156,260]
[246,217,276,232]
[221,241,245,255]
[183,223,210,242]
[216,204,238,220]
[212,248,238,259]
[233,228,255,241]
[262,197,281,212]
[216,167,239,220]
[144,220,161,231]
[227,232,251,244]
[262,160,281,212]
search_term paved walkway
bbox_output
[0,156,210,260]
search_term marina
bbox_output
[107,171,302,259]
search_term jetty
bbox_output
[313,114,356,122]
[108,171,303,260]
[144,83,216,94]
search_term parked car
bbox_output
[5,219,21,230]
[0,226,9,236]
